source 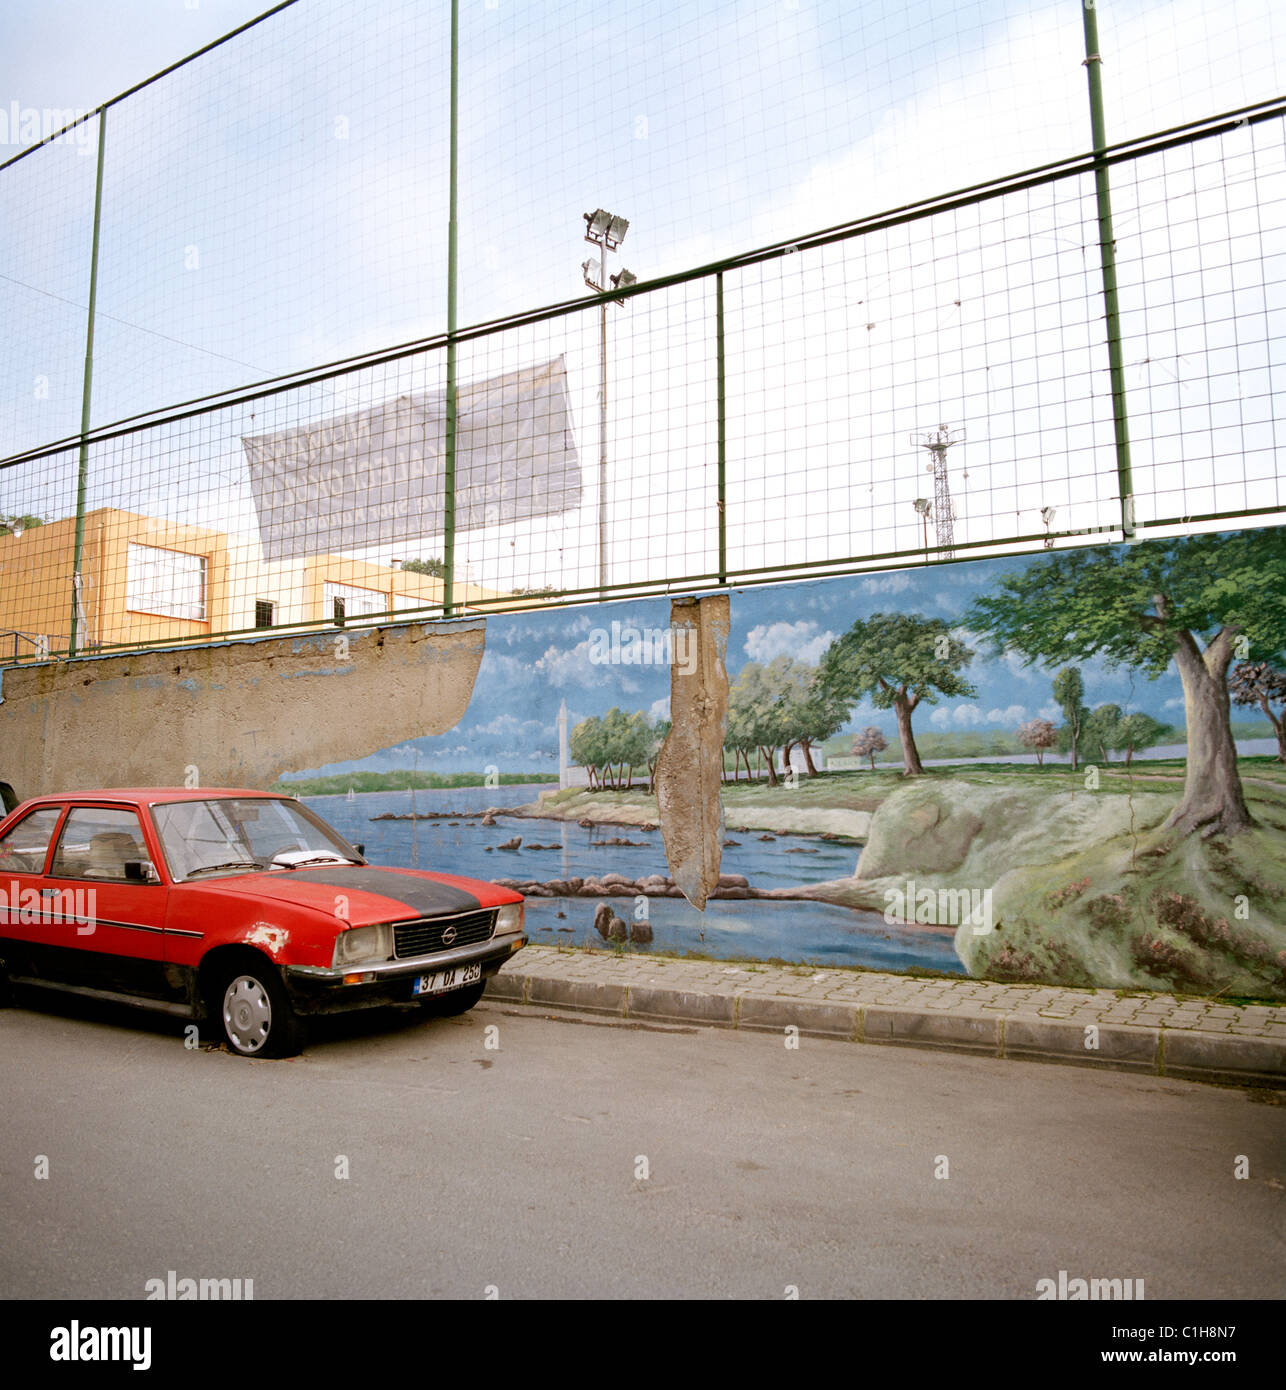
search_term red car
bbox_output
[0,788,526,1057]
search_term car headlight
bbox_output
[332,923,393,968]
[495,901,524,935]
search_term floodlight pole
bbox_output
[1082,0,1135,539]
[599,293,608,598]
[583,213,629,600]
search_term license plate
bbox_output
[412,961,482,996]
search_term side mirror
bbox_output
[124,860,159,883]
[354,843,366,858]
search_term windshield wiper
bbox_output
[271,851,360,869]
[185,860,263,879]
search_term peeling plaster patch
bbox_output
[246,923,289,955]
[655,595,730,910]
[0,618,487,799]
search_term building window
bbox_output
[254,599,275,629]
[126,543,207,621]
[324,582,385,627]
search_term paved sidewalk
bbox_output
[486,945,1286,1088]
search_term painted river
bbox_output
[301,785,967,974]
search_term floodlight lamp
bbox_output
[585,209,611,237]
[606,214,629,246]
[9,520,23,538]
[913,498,932,516]
[1041,506,1057,527]
[583,257,602,289]
[610,268,637,290]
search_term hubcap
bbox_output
[223,975,272,1053]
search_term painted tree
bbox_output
[1052,667,1088,772]
[595,706,654,790]
[1229,660,1286,762]
[645,718,671,794]
[851,726,888,770]
[777,658,850,775]
[726,659,793,786]
[569,715,608,790]
[1114,712,1172,767]
[966,532,1286,837]
[1016,717,1057,765]
[724,677,759,783]
[1083,703,1124,764]
[815,613,977,776]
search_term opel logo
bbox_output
[441,925,458,946]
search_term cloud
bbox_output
[860,572,913,595]
[929,702,1026,728]
[744,620,836,665]
[531,640,615,687]
[472,713,551,740]
[649,695,671,722]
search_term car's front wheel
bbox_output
[420,981,486,1017]
[216,964,304,1058]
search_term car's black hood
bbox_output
[282,866,483,917]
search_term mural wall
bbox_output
[290,527,1286,1001]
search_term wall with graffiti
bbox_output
[292,526,1286,1001]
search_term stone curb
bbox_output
[485,966,1286,1089]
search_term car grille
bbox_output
[393,909,497,959]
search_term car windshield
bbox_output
[153,798,357,882]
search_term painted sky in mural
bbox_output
[299,547,1218,778]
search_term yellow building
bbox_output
[0,508,498,660]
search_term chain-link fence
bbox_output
[2,0,1284,660]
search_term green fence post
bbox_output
[70,107,107,656]
[716,271,727,584]
[1082,0,1136,539]
[442,0,459,617]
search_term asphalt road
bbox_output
[1,989,1283,1301]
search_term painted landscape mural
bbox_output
[282,526,1286,1000]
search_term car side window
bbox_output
[0,808,64,874]
[50,807,150,882]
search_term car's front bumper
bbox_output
[282,931,527,1014]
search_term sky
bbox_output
[1,1,1284,624]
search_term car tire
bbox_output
[215,962,305,1058]
[420,980,486,1017]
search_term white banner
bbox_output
[242,356,580,562]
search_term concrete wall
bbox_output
[0,619,485,801]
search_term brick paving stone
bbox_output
[495,948,1286,1063]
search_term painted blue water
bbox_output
[301,785,965,974]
